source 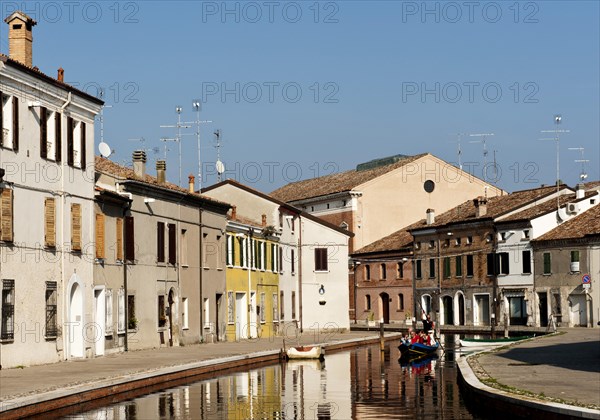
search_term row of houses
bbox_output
[0,11,351,368]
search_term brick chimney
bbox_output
[426,208,435,225]
[188,174,195,193]
[57,67,64,82]
[156,160,166,184]
[4,11,37,67]
[132,150,147,178]
[231,206,237,220]
[262,214,267,227]
[474,197,488,217]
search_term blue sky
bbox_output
[1,1,598,193]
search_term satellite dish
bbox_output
[215,160,225,175]
[99,142,112,158]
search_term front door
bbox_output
[380,293,389,324]
[168,290,174,346]
[94,288,105,356]
[474,295,490,326]
[216,293,222,341]
[538,292,548,327]
[570,295,587,326]
[235,293,247,339]
[68,282,84,358]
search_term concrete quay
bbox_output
[0,330,399,418]
[458,328,600,419]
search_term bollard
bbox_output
[379,322,385,351]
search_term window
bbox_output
[226,235,233,266]
[466,255,474,276]
[260,293,266,323]
[1,280,15,340]
[523,230,530,240]
[117,289,125,333]
[203,298,209,329]
[571,250,580,263]
[365,264,371,281]
[522,250,531,274]
[499,232,507,242]
[279,246,283,273]
[168,224,176,265]
[455,237,461,246]
[1,189,14,242]
[181,229,188,266]
[487,253,495,276]
[45,282,57,338]
[499,252,509,275]
[429,240,435,249]
[127,295,136,330]
[444,238,450,247]
[272,293,278,322]
[45,198,56,248]
[280,291,284,320]
[71,204,81,252]
[67,117,74,166]
[238,237,246,268]
[380,263,387,280]
[397,262,404,279]
[105,289,113,335]
[261,242,266,270]
[291,248,295,274]
[428,258,435,278]
[158,295,166,328]
[125,216,135,262]
[68,119,85,168]
[95,213,105,259]
[543,252,551,274]
[365,294,371,310]
[455,256,463,277]
[315,248,328,272]
[415,260,422,279]
[182,297,189,329]
[116,218,123,261]
[398,293,404,311]
[271,244,276,272]
[291,291,296,319]
[443,257,451,278]
[227,291,234,324]
[466,236,473,245]
[0,93,19,151]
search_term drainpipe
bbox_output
[298,217,303,333]
[199,206,204,342]
[247,227,252,338]
[60,92,71,360]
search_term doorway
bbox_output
[538,292,548,327]
[569,294,587,326]
[441,296,453,325]
[216,293,222,341]
[456,293,465,326]
[379,292,390,324]
[235,293,247,340]
[473,294,490,326]
[68,282,84,358]
[93,288,105,356]
[168,289,175,346]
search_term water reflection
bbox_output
[66,334,481,419]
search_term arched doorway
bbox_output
[421,294,432,317]
[441,296,453,325]
[168,289,175,347]
[68,281,84,358]
[455,292,465,326]
[379,292,390,324]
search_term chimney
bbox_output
[156,160,166,184]
[231,206,237,220]
[132,150,147,178]
[474,197,488,217]
[4,12,37,67]
[57,67,64,82]
[188,174,195,193]
[262,214,267,227]
[576,183,585,199]
[426,208,435,225]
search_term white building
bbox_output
[0,12,103,367]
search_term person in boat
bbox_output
[422,314,434,332]
[409,330,420,344]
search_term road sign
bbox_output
[582,274,591,284]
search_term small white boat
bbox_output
[459,336,533,347]
[286,345,324,360]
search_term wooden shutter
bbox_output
[1,189,14,242]
[67,117,74,166]
[11,96,18,152]
[157,222,165,262]
[80,121,86,168]
[168,223,176,265]
[125,216,135,262]
[44,198,56,248]
[95,213,105,259]
[40,107,47,159]
[55,112,62,163]
[71,204,81,251]
[116,218,123,261]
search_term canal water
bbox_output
[64,334,485,419]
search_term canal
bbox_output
[63,334,485,419]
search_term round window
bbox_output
[424,180,435,193]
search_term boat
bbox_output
[398,341,439,358]
[286,345,324,360]
[459,335,533,347]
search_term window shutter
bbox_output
[0,91,4,148]
[71,203,82,251]
[95,213,105,259]
[105,290,113,334]
[40,107,47,159]
[67,117,74,166]
[157,222,165,262]
[168,223,176,265]
[125,216,135,261]
[80,121,86,168]
[501,252,510,275]
[116,218,123,261]
[44,198,56,248]
[55,112,62,163]
[12,96,19,152]
[1,189,14,242]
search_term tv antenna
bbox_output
[568,147,588,181]
[185,100,212,191]
[98,90,112,145]
[469,133,494,180]
[449,133,466,170]
[540,114,570,213]
[160,137,177,161]
[160,106,191,187]
[214,129,225,182]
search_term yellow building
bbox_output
[225,216,280,341]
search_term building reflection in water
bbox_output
[68,335,476,419]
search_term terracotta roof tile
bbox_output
[534,205,600,241]
[497,191,597,223]
[270,153,428,202]
[353,220,423,255]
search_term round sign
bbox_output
[582,274,591,284]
